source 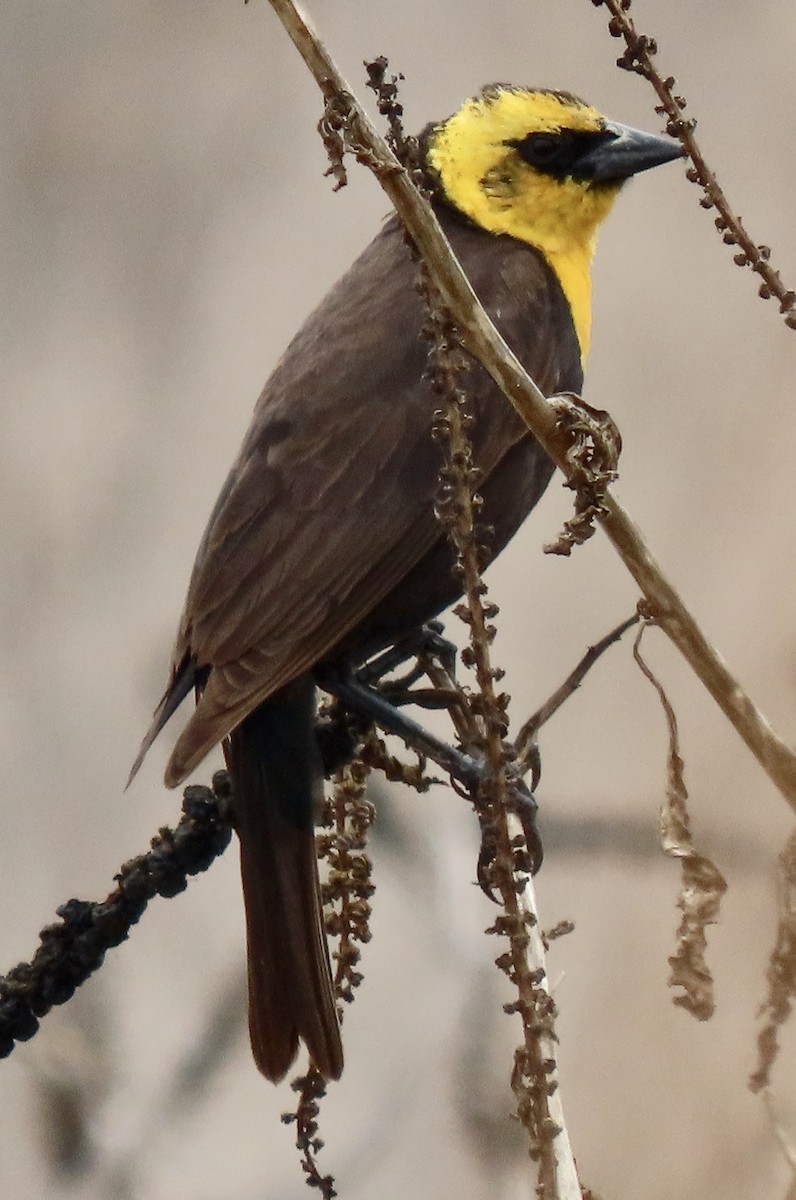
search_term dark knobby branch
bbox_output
[0,776,233,1060]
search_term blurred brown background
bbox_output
[2,2,796,1196]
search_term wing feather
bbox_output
[160,207,583,783]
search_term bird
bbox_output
[130,85,681,1083]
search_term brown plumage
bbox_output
[130,85,680,1082]
[159,212,579,783]
[135,210,579,1081]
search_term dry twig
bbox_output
[425,296,574,1192]
[590,0,796,328]
[542,394,622,558]
[285,758,376,1196]
[514,614,639,776]
[633,622,727,1021]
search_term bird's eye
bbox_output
[508,131,572,172]
[524,134,561,164]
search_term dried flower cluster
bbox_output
[284,758,376,1197]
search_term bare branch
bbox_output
[514,613,639,772]
[505,836,582,1200]
[762,1091,796,1199]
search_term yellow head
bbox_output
[426,86,680,359]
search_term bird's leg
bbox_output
[317,669,485,792]
[412,619,459,680]
[314,624,463,776]
[355,623,462,714]
[356,621,458,691]
[319,627,543,895]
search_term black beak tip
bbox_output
[626,127,686,176]
[582,121,687,183]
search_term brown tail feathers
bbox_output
[224,676,343,1082]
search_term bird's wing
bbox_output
[157,211,581,782]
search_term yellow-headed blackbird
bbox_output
[130,86,680,1081]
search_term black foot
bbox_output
[318,634,545,896]
[318,669,484,789]
[356,622,458,690]
[315,705,368,778]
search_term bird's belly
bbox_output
[326,433,555,666]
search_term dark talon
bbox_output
[524,739,543,791]
[417,621,458,678]
[477,832,500,902]
[509,779,543,875]
[378,684,462,711]
[356,643,422,687]
[375,664,432,701]
[475,778,543,903]
[315,708,367,777]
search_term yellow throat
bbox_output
[427,88,625,362]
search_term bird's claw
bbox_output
[476,776,543,903]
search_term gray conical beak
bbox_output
[579,121,683,182]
